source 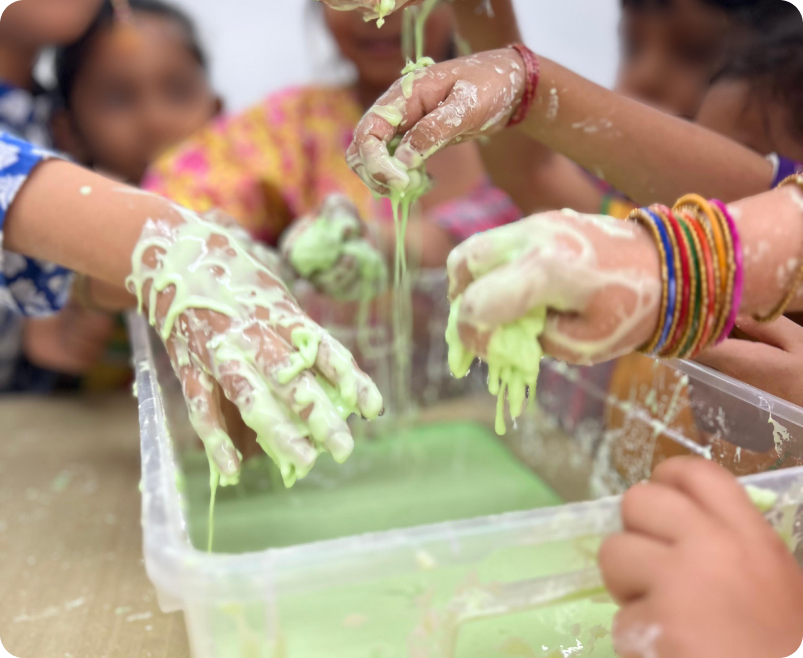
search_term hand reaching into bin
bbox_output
[600,458,803,658]
[3,157,384,488]
[281,195,388,302]
[128,202,384,487]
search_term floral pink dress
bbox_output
[143,86,521,245]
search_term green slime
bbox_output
[127,203,382,550]
[185,422,561,552]
[183,423,619,656]
[446,298,547,436]
[287,201,388,302]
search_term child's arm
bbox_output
[600,457,803,658]
[448,0,608,215]
[347,49,773,208]
[445,184,803,366]
[4,157,383,485]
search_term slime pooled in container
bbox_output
[185,421,561,552]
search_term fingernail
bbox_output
[328,431,355,464]
[214,442,241,477]
[395,144,424,170]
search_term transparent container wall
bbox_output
[132,270,803,658]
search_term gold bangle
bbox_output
[653,205,697,360]
[674,195,734,341]
[753,175,803,323]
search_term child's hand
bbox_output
[128,206,384,487]
[281,195,387,302]
[22,301,115,375]
[347,49,525,195]
[600,458,803,658]
[318,0,419,18]
[696,316,803,408]
[445,210,662,365]
[201,209,287,278]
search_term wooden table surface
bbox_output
[0,395,190,658]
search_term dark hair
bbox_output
[622,0,802,31]
[54,0,208,108]
[714,25,803,139]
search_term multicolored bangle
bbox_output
[710,200,743,340]
[752,174,803,323]
[630,209,670,355]
[656,206,693,358]
[628,194,744,360]
[680,209,717,355]
[507,44,540,128]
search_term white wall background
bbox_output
[167,0,621,113]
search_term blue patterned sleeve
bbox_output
[0,131,72,315]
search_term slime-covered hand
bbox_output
[347,49,525,196]
[446,210,662,431]
[600,458,803,658]
[281,195,388,302]
[127,203,384,487]
[317,0,420,24]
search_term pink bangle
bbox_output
[711,199,744,344]
[507,44,540,128]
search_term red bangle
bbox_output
[655,205,691,356]
[507,44,540,128]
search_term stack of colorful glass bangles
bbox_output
[629,195,743,360]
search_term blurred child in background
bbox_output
[19,0,221,391]
[0,0,105,392]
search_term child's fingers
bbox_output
[446,221,536,300]
[619,482,713,544]
[393,84,478,170]
[612,602,665,658]
[214,361,319,487]
[599,532,670,605]
[260,312,384,421]
[650,457,770,538]
[733,315,803,351]
[245,326,356,463]
[314,331,385,420]
[458,258,549,333]
[696,339,786,388]
[352,104,411,192]
[179,364,242,481]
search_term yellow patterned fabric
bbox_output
[143,86,388,244]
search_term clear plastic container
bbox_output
[131,272,803,658]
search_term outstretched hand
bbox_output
[128,202,383,487]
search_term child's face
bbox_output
[323,5,454,91]
[616,0,729,118]
[59,13,219,184]
[696,80,803,162]
[0,0,103,46]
